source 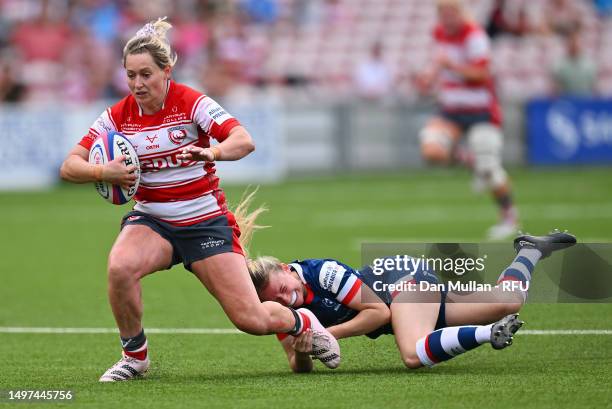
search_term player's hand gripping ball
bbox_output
[88,131,140,205]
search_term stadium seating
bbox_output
[265,0,609,99]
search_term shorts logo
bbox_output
[168,126,187,145]
[127,216,143,222]
[200,237,225,249]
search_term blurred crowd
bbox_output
[0,0,610,105]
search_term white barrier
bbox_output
[0,101,287,190]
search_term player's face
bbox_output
[259,266,305,308]
[125,52,170,112]
[438,4,464,34]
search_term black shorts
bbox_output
[440,110,492,132]
[120,211,244,271]
[360,261,447,339]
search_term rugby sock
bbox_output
[416,325,493,367]
[496,248,541,301]
[121,329,147,360]
[286,308,311,336]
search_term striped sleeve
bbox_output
[465,30,490,65]
[78,108,117,150]
[191,95,240,142]
[316,260,363,306]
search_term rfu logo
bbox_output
[168,125,187,145]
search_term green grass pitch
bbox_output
[1,167,611,408]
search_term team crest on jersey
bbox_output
[168,125,187,145]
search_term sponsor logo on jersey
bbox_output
[96,117,112,132]
[319,261,347,293]
[140,153,194,172]
[168,125,187,145]
[145,134,160,150]
[205,99,232,125]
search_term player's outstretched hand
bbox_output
[103,155,138,190]
[292,329,313,353]
[179,146,215,162]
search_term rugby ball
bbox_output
[88,131,140,205]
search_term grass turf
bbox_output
[1,167,611,408]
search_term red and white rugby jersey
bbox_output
[433,22,502,125]
[79,81,240,226]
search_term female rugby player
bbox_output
[59,18,339,381]
[243,215,575,372]
[416,0,518,240]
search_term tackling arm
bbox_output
[280,334,314,373]
[326,285,391,340]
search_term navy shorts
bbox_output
[120,210,244,271]
[360,258,447,339]
[440,110,492,132]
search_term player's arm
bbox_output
[326,285,390,340]
[279,333,314,373]
[440,58,489,83]
[180,125,255,162]
[59,145,137,189]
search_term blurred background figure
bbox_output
[352,42,395,101]
[416,0,518,240]
[552,26,597,96]
[0,50,25,103]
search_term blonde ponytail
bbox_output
[232,187,268,258]
[232,188,285,294]
[123,16,177,68]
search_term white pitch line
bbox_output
[0,327,611,335]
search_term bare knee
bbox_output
[107,251,142,287]
[422,143,450,163]
[401,352,423,369]
[492,302,523,319]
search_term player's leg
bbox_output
[466,123,518,240]
[444,229,577,326]
[100,221,174,382]
[190,253,341,368]
[420,117,462,164]
[391,267,520,368]
[107,224,173,337]
[191,252,299,335]
[393,294,523,368]
[390,290,441,368]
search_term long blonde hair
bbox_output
[123,17,177,68]
[232,188,285,293]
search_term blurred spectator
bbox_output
[10,0,71,102]
[541,0,588,35]
[552,27,597,96]
[69,0,122,45]
[352,42,395,101]
[485,0,532,38]
[0,54,26,103]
